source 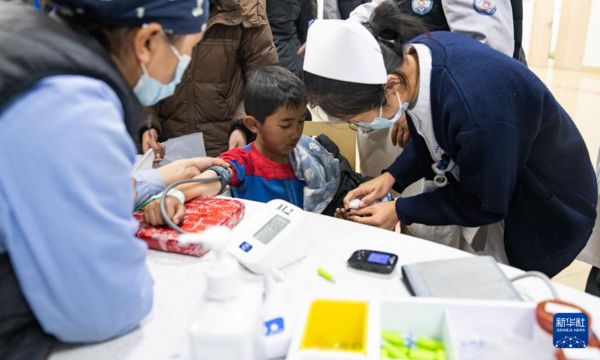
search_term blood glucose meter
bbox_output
[347,249,398,274]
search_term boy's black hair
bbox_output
[245,65,307,123]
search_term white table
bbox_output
[50,200,600,359]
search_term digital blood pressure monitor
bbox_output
[230,199,308,274]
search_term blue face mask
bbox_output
[355,92,409,132]
[134,45,191,106]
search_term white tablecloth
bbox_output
[51,200,600,359]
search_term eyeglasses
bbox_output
[347,103,386,134]
[307,104,377,133]
[348,123,375,133]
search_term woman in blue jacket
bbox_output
[303,1,597,277]
[0,1,224,358]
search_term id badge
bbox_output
[421,179,438,193]
[421,176,448,193]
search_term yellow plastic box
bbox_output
[300,300,369,354]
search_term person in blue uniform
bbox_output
[0,1,221,358]
[348,0,525,177]
[302,1,597,277]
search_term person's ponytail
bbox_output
[365,0,428,72]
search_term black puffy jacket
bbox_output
[267,0,314,77]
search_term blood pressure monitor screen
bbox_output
[253,215,291,244]
[367,252,390,265]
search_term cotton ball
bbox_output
[348,199,361,210]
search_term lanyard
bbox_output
[431,154,456,188]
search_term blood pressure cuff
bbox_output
[207,165,233,193]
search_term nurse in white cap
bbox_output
[302,1,597,277]
[348,0,521,179]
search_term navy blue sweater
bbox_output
[386,32,597,276]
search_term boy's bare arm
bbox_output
[177,169,223,201]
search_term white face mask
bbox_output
[133,44,191,106]
[355,91,409,133]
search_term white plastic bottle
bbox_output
[184,227,266,360]
[262,271,293,359]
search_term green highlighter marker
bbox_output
[317,267,335,283]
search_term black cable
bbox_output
[510,271,558,300]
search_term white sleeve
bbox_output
[442,0,515,57]
[323,0,342,19]
[349,0,515,57]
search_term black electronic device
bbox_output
[347,249,398,274]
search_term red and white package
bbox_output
[134,197,245,256]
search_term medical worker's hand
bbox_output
[142,129,165,162]
[347,201,399,230]
[228,129,248,149]
[343,172,396,209]
[297,43,306,55]
[156,157,230,187]
[391,115,410,147]
[143,196,185,226]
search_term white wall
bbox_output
[522,0,534,58]
[522,0,600,69]
[550,0,562,55]
[584,0,600,67]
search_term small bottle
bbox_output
[185,227,266,360]
[262,271,293,359]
